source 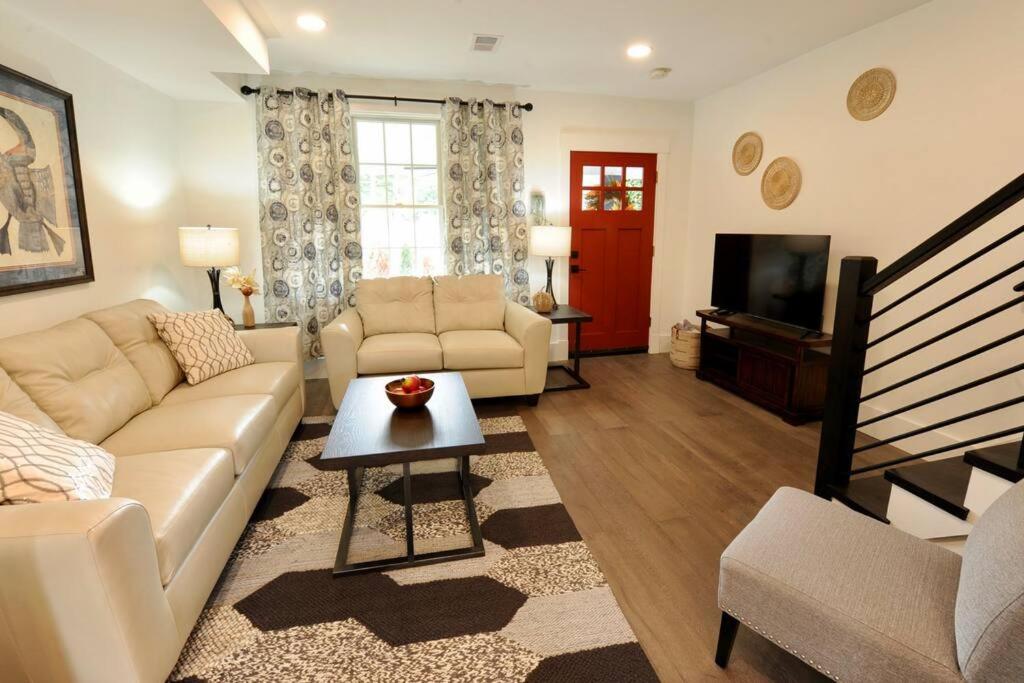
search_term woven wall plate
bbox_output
[847,67,896,121]
[761,157,802,210]
[732,132,763,176]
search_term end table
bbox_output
[528,304,593,392]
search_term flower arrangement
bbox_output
[222,267,260,328]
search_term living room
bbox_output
[1,1,1022,681]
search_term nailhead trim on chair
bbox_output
[722,606,839,681]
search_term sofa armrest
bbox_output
[504,302,552,395]
[236,325,305,411]
[321,308,364,409]
[0,499,180,682]
[236,325,302,364]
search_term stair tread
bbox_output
[831,475,892,523]
[884,457,973,519]
[964,441,1023,483]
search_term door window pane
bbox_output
[582,165,601,186]
[604,167,623,187]
[356,121,385,164]
[582,190,600,211]
[604,190,622,210]
[626,167,644,187]
[625,190,643,211]
[384,122,412,164]
[411,124,438,165]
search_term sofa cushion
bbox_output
[83,299,185,403]
[100,395,276,476]
[112,448,234,585]
[149,310,254,385]
[160,362,300,413]
[439,330,524,370]
[433,274,505,333]
[719,487,963,682]
[357,276,435,336]
[356,333,443,375]
[0,319,151,444]
[0,368,61,433]
[0,412,115,504]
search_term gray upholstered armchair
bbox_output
[716,482,1024,681]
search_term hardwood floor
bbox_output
[304,355,899,682]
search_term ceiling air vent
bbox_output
[471,34,502,52]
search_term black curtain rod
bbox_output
[239,85,533,111]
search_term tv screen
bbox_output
[711,234,830,331]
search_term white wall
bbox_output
[177,75,694,356]
[685,0,1024,447]
[0,5,200,336]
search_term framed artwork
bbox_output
[0,64,92,296]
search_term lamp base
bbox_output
[206,267,225,313]
[544,257,559,309]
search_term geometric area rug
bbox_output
[171,402,658,682]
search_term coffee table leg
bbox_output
[333,466,364,574]
[403,462,414,560]
[333,459,485,577]
[460,455,485,553]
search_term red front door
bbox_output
[569,151,657,352]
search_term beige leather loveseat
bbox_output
[322,274,551,408]
[0,299,303,682]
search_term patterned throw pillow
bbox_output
[149,310,254,385]
[0,411,115,504]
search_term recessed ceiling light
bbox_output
[296,14,327,32]
[626,43,652,59]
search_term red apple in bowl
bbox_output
[401,375,422,393]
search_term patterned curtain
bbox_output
[255,88,362,358]
[441,99,530,305]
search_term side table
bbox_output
[528,304,593,392]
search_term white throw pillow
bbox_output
[148,310,254,385]
[0,411,115,504]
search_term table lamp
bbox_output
[529,225,571,309]
[178,226,239,313]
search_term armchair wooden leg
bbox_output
[715,612,740,668]
[525,394,540,406]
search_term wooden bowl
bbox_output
[384,378,435,409]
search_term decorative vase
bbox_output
[241,288,256,328]
[532,290,554,313]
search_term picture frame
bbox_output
[0,63,92,296]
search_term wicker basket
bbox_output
[669,324,700,370]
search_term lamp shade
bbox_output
[178,226,239,268]
[530,225,572,257]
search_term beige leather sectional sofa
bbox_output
[0,299,304,682]
[321,274,552,408]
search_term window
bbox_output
[354,118,444,279]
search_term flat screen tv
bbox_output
[711,233,830,331]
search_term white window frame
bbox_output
[352,113,445,278]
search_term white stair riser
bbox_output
[886,485,973,539]
[964,467,1014,522]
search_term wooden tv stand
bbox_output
[694,309,832,425]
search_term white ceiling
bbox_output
[4,0,931,102]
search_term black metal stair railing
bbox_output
[814,171,1024,499]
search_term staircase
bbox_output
[815,172,1024,550]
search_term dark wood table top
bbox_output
[527,304,593,324]
[321,372,484,469]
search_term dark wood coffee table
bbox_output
[320,372,486,576]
